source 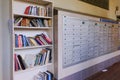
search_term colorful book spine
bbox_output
[24,6,31,15]
[24,5,51,17]
[35,37,44,45]
[18,35,23,47]
[15,34,18,47]
[17,55,26,70]
[14,54,18,71]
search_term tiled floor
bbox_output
[86,62,120,80]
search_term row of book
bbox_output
[14,48,52,71]
[34,71,53,80]
[15,33,52,47]
[24,5,52,17]
[14,17,52,27]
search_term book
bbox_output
[17,55,26,70]
[30,19,38,27]
[37,19,45,27]
[41,7,44,16]
[44,19,48,27]
[45,71,51,80]
[36,33,52,45]
[14,54,19,71]
[29,6,32,15]
[24,6,31,15]
[42,7,47,16]
[27,37,38,46]
[48,19,52,27]
[45,49,50,64]
[34,54,40,65]
[24,54,36,68]
[34,6,37,15]
[40,49,47,65]
[44,72,48,80]
[35,49,47,65]
[15,54,22,70]
[46,48,52,62]
[39,54,43,65]
[41,33,52,44]
[47,71,53,80]
[22,35,28,47]
[21,18,30,26]
[35,36,44,45]
[18,35,23,47]
[14,17,23,26]
[34,71,53,80]
[25,36,31,46]
[36,7,39,16]
[15,34,18,47]
[37,35,48,45]
[46,4,52,17]
[21,18,26,26]
[38,7,42,16]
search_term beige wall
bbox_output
[53,0,119,20]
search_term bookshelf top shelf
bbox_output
[14,0,52,5]
[14,13,52,19]
[14,45,53,50]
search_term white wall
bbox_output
[0,0,3,79]
[1,0,12,80]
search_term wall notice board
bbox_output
[80,0,109,10]
[54,10,120,79]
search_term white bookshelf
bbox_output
[12,0,53,80]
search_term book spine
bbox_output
[18,35,23,47]
[17,55,26,70]
[41,34,52,44]
[22,35,26,47]
[16,54,22,70]
[14,54,18,71]
[24,6,30,15]
[15,34,18,47]
[35,37,44,45]
[46,48,52,62]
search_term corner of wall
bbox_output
[0,0,3,79]
[1,0,12,80]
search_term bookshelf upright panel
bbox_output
[12,0,54,80]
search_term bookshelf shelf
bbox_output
[14,45,53,50]
[15,0,52,5]
[14,26,52,30]
[14,13,52,19]
[14,63,52,74]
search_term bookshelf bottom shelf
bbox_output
[14,63,52,74]
[14,63,53,80]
